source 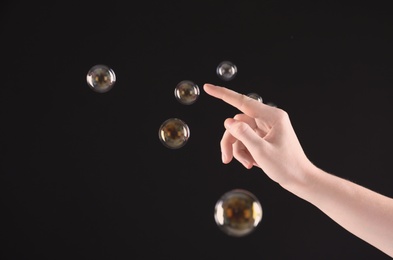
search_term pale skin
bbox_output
[203,83,393,257]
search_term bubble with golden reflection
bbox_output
[86,64,116,93]
[158,118,190,149]
[174,80,200,105]
[214,189,263,237]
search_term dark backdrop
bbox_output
[1,1,393,259]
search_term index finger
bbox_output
[203,83,277,121]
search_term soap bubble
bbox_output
[214,189,263,237]
[247,92,263,103]
[216,61,237,81]
[86,64,116,93]
[174,80,200,105]
[266,102,277,107]
[158,118,190,149]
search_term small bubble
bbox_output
[266,102,277,107]
[214,189,263,237]
[158,118,190,149]
[86,64,116,93]
[247,93,263,103]
[174,80,200,105]
[216,61,237,81]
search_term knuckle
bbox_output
[232,121,248,135]
[275,108,289,122]
[238,94,253,111]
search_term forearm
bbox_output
[284,165,393,257]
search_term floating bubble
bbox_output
[247,92,263,103]
[266,102,277,107]
[174,80,200,105]
[216,61,237,81]
[86,64,116,93]
[158,118,190,149]
[214,189,263,237]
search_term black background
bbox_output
[1,1,393,259]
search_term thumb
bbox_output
[224,118,267,157]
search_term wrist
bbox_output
[280,161,323,201]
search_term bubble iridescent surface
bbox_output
[247,93,263,103]
[86,64,116,93]
[174,80,200,105]
[158,118,190,149]
[214,189,263,237]
[216,61,237,81]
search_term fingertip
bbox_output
[244,162,253,169]
[203,83,215,92]
[224,118,236,129]
[222,153,231,164]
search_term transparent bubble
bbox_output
[216,61,237,81]
[214,189,263,237]
[266,102,277,107]
[174,80,200,105]
[86,64,116,93]
[158,118,190,149]
[247,93,263,103]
